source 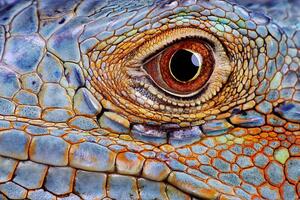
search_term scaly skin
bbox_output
[0,0,299,199]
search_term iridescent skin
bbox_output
[0,0,299,199]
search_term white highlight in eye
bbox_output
[191,52,201,67]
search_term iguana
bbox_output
[0,0,299,199]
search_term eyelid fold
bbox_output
[128,28,221,65]
[125,27,232,102]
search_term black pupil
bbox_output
[170,49,200,82]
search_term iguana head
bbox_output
[0,0,299,199]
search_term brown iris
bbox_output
[144,39,215,96]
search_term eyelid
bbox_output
[129,27,224,66]
[142,37,214,67]
[142,49,163,66]
[124,27,233,105]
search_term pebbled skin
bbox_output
[0,0,299,199]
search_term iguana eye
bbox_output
[89,27,233,123]
[128,28,232,105]
[143,38,215,97]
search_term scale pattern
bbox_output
[0,0,299,199]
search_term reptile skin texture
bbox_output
[0,0,299,199]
